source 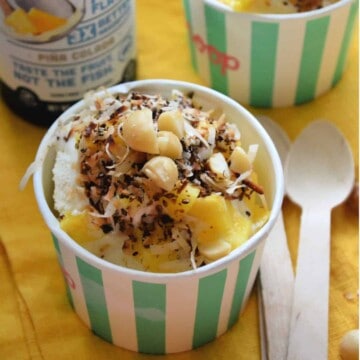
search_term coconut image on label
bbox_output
[0,0,137,126]
[0,0,84,43]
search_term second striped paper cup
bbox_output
[33,79,283,354]
[183,0,357,108]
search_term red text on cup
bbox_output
[191,33,240,74]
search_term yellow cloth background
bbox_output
[0,1,358,359]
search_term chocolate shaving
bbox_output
[242,178,264,195]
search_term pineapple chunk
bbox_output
[219,0,254,11]
[162,183,200,220]
[187,194,232,244]
[28,8,67,33]
[226,200,253,248]
[5,8,67,35]
[5,9,37,34]
[188,194,255,259]
[243,172,269,231]
[243,194,269,232]
[60,212,103,245]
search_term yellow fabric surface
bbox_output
[0,1,358,359]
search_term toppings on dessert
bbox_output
[53,89,269,272]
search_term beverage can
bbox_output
[0,0,136,126]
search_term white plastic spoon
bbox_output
[286,120,354,360]
[257,116,294,360]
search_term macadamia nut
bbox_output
[122,108,159,154]
[229,146,252,174]
[340,329,359,360]
[157,131,183,159]
[207,152,230,179]
[158,110,185,139]
[142,156,179,192]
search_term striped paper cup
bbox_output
[183,0,358,107]
[33,79,283,354]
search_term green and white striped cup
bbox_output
[33,80,284,354]
[183,0,358,107]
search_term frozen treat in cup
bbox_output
[183,0,357,107]
[30,79,283,354]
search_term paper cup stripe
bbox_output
[101,270,137,351]
[58,240,91,328]
[52,233,61,254]
[272,20,306,107]
[295,17,330,104]
[216,258,243,336]
[226,15,252,105]
[314,7,347,98]
[183,0,198,72]
[185,0,211,86]
[51,233,74,308]
[166,278,198,353]
[132,281,166,354]
[227,250,256,329]
[332,1,358,86]
[76,257,113,343]
[192,269,227,348]
[204,3,228,95]
[241,242,266,311]
[250,22,279,107]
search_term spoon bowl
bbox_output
[286,120,354,208]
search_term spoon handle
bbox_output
[287,207,330,360]
[260,212,294,360]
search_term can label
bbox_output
[0,0,136,110]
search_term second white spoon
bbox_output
[286,120,354,360]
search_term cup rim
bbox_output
[33,79,284,280]
[204,0,355,19]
